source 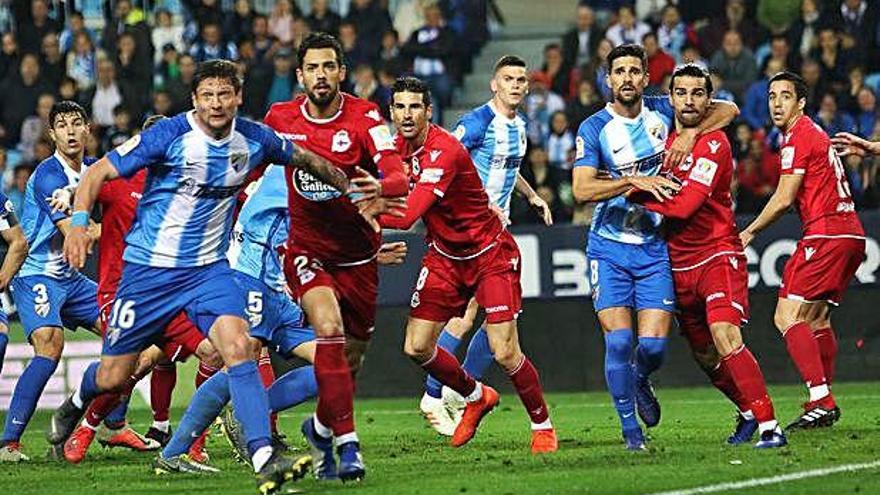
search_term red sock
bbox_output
[151,363,177,423]
[257,352,278,433]
[708,361,750,412]
[84,374,140,428]
[783,321,828,389]
[813,327,838,385]
[420,347,476,397]
[314,337,355,436]
[507,357,550,426]
[195,361,219,389]
[722,346,775,423]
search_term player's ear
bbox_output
[339,63,347,81]
[295,67,303,86]
[426,104,433,122]
[490,76,498,94]
[798,97,806,112]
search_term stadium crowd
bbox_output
[0,0,878,225]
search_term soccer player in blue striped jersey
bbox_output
[419,55,553,435]
[50,61,357,492]
[0,190,28,381]
[0,101,102,462]
[572,44,739,450]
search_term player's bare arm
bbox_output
[739,174,803,247]
[0,224,27,290]
[515,173,552,225]
[377,241,408,265]
[63,158,120,269]
[831,131,880,157]
[665,100,739,169]
[573,166,680,203]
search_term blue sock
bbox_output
[2,356,58,442]
[0,333,8,375]
[78,361,101,404]
[635,336,668,381]
[604,329,639,433]
[104,395,131,428]
[425,330,461,398]
[268,366,318,412]
[162,372,230,458]
[462,326,494,380]
[227,361,272,456]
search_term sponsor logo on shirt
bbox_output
[485,305,510,314]
[804,246,816,261]
[575,136,585,159]
[179,177,239,199]
[419,168,444,184]
[708,140,721,154]
[781,147,794,170]
[368,125,395,151]
[688,157,718,186]
[115,134,141,156]
[292,168,343,202]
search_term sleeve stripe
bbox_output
[373,153,382,164]
[433,188,445,197]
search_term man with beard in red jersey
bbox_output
[263,33,407,482]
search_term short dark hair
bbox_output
[142,114,166,130]
[191,59,242,94]
[49,100,88,128]
[494,55,527,73]
[669,64,714,94]
[607,43,647,71]
[769,70,807,102]
[391,76,432,107]
[297,32,344,68]
[112,104,130,116]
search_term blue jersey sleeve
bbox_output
[32,165,71,223]
[644,96,674,121]
[106,119,176,178]
[255,123,296,167]
[452,112,486,151]
[574,118,603,169]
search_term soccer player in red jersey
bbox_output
[262,33,408,480]
[740,71,866,429]
[372,76,557,454]
[629,65,786,448]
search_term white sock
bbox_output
[71,390,84,409]
[740,409,755,421]
[335,432,359,446]
[80,418,97,431]
[531,419,553,431]
[758,420,778,435]
[313,414,332,439]
[152,420,170,433]
[251,446,273,472]
[464,383,483,403]
[808,384,830,403]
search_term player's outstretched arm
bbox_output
[0,225,27,291]
[289,148,352,196]
[739,174,802,247]
[631,183,707,220]
[665,100,739,169]
[831,132,880,157]
[63,157,120,269]
[515,173,553,225]
[573,167,680,203]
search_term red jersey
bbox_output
[634,130,740,269]
[380,124,504,258]
[264,93,407,265]
[96,169,146,296]
[780,115,864,237]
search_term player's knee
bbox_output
[445,317,473,338]
[773,308,795,332]
[492,342,521,370]
[312,317,344,338]
[604,333,631,360]
[403,337,434,362]
[196,340,223,369]
[95,365,127,393]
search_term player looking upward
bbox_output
[263,32,408,482]
[572,44,739,450]
[419,55,553,435]
[740,71,866,430]
[629,64,786,448]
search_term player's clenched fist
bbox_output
[627,175,681,202]
[63,225,93,270]
[378,241,408,265]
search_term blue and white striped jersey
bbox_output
[0,190,16,231]
[19,153,96,278]
[227,165,288,292]
[107,111,295,268]
[452,102,527,216]
[574,96,674,245]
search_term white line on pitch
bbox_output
[648,459,880,495]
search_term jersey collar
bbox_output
[186,111,237,146]
[301,93,345,124]
[604,101,649,124]
[53,151,85,184]
[487,100,520,124]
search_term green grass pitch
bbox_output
[2,380,879,494]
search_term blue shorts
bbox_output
[103,261,248,356]
[586,235,675,313]
[11,273,99,341]
[235,272,314,356]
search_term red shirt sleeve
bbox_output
[779,136,808,177]
[379,147,457,229]
[358,106,408,197]
[632,145,723,219]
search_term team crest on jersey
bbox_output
[35,301,50,318]
[247,310,263,328]
[5,200,13,213]
[679,154,694,171]
[648,123,665,141]
[292,168,343,202]
[411,156,421,176]
[453,125,466,141]
[331,130,352,153]
[230,152,249,172]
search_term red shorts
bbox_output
[673,253,749,350]
[780,236,866,305]
[410,231,522,324]
[98,291,205,362]
[284,247,378,341]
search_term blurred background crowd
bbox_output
[0,0,877,226]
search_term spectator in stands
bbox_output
[855,87,878,138]
[643,32,675,91]
[339,22,371,75]
[562,5,601,70]
[58,75,78,102]
[656,4,695,63]
[190,22,238,63]
[811,27,850,92]
[763,34,801,73]
[710,30,758,103]
[788,0,822,62]
[39,33,64,88]
[546,111,574,171]
[306,0,342,36]
[152,9,186,66]
[353,64,391,119]
[581,0,629,29]
[224,0,256,44]
[743,58,784,131]
[0,33,19,82]
[582,37,613,102]
[832,0,879,72]
[0,54,52,147]
[291,18,312,52]
[524,71,564,147]
[7,164,33,214]
[18,0,61,54]
[149,90,174,120]
[114,31,152,113]
[635,0,668,25]
[799,58,826,115]
[605,6,651,48]
[80,58,138,129]
[735,137,779,213]
[566,79,604,133]
[392,0,427,44]
[709,73,736,103]
[182,0,225,37]
[263,48,296,111]
[514,146,568,224]
[269,0,298,46]
[346,0,392,61]
[814,91,857,137]
[66,32,103,92]
[731,122,752,161]
[542,43,573,100]
[84,125,102,157]
[17,92,53,163]
[165,54,196,113]
[379,29,406,77]
[756,0,801,34]
[840,65,867,115]
[102,0,151,68]
[102,104,134,151]
[59,11,94,55]
[700,0,765,56]
[402,3,455,123]
[681,42,707,70]
[252,15,281,65]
